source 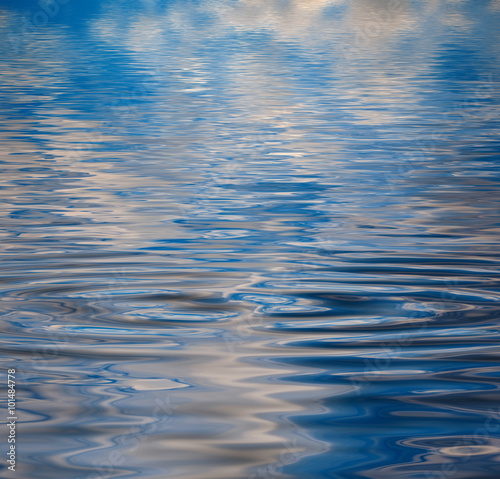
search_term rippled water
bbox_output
[1,1,500,478]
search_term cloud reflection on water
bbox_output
[0,1,500,478]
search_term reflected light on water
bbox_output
[1,0,500,478]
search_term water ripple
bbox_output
[1,0,500,478]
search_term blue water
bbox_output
[1,1,500,478]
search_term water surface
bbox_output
[1,1,500,478]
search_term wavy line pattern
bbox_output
[1,1,500,478]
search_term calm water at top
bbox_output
[1,1,500,478]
